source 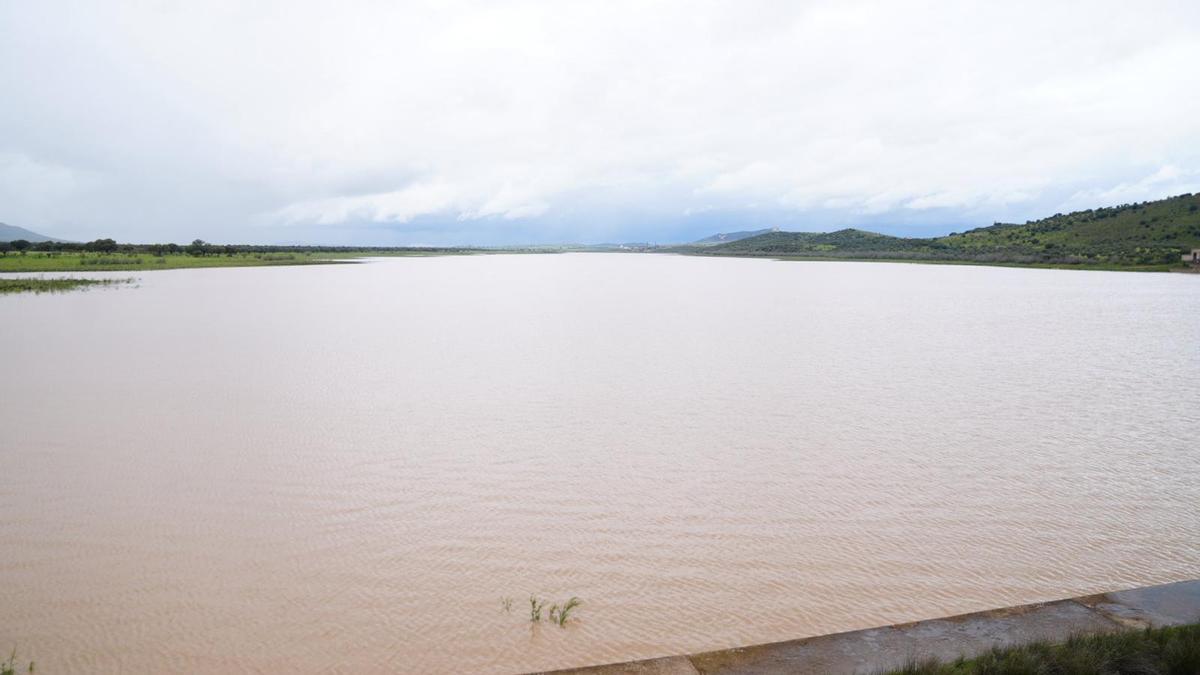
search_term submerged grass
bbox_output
[883,623,1200,675]
[527,595,582,628]
[529,596,546,623]
[0,277,133,295]
[550,597,582,627]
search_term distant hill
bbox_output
[702,228,933,254]
[692,228,775,245]
[0,222,68,243]
[689,194,1200,267]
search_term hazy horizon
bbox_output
[3,1,1199,246]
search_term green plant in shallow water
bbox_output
[0,277,132,295]
[550,597,582,627]
[529,595,546,622]
[554,593,583,624]
[500,596,513,613]
[521,594,582,627]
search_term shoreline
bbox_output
[0,249,489,274]
[3,248,1196,275]
[673,250,1187,273]
[538,579,1200,674]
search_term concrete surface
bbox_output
[536,579,1200,675]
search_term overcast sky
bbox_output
[2,1,1199,245]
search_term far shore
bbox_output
[2,247,1195,277]
[0,248,543,274]
[676,250,1185,273]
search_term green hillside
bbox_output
[692,193,1200,268]
[700,228,934,254]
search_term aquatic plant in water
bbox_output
[529,595,546,622]
[526,595,581,627]
[554,597,582,627]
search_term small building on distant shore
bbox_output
[1185,248,1200,264]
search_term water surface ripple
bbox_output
[1,254,1198,673]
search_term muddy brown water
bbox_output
[2,254,1198,673]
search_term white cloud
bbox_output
[275,178,553,225]
[1,0,1198,243]
[276,182,458,225]
[1063,165,1200,211]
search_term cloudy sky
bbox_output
[2,1,1199,245]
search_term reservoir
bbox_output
[1,253,1198,673]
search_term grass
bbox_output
[550,597,582,627]
[0,251,357,273]
[0,248,552,273]
[526,595,583,627]
[0,277,133,295]
[883,623,1200,675]
[529,596,547,623]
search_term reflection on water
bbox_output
[1,254,1198,673]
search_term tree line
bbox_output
[0,238,475,256]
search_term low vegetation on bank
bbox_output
[885,623,1200,675]
[680,193,1200,269]
[0,239,513,273]
[0,251,350,273]
[0,277,133,295]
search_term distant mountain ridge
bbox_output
[687,194,1200,267]
[691,228,775,245]
[0,222,69,243]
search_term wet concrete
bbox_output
[539,579,1200,675]
[1079,579,1200,629]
